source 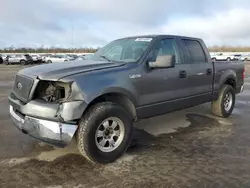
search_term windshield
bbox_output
[89,37,153,63]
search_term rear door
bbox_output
[9,55,16,63]
[180,38,213,101]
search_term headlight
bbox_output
[35,81,72,102]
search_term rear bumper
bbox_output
[10,105,77,147]
[236,85,244,94]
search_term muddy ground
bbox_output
[0,63,250,188]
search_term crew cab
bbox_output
[9,35,244,164]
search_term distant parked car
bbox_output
[75,54,94,61]
[67,54,78,60]
[233,54,242,61]
[30,54,42,63]
[1,54,8,63]
[40,54,51,62]
[211,53,235,61]
[4,54,33,65]
[45,54,72,63]
[0,55,3,64]
[241,54,250,61]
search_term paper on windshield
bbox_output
[135,38,152,42]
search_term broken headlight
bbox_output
[35,81,72,102]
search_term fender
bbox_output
[218,69,237,89]
[97,87,138,106]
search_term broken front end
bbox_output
[9,74,87,147]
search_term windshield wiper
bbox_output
[99,55,113,62]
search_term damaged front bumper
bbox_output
[9,93,88,147]
[10,106,77,147]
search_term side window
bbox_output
[149,38,179,64]
[182,39,206,63]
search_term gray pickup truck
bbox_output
[9,35,244,164]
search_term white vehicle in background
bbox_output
[30,54,43,63]
[4,54,33,65]
[211,53,235,61]
[45,54,72,63]
[233,54,242,61]
[1,54,7,60]
[74,54,94,61]
[241,54,250,61]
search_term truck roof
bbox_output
[119,34,202,41]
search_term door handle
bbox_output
[179,70,187,78]
[207,68,212,75]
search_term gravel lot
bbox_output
[0,63,250,188]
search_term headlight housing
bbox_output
[35,81,72,102]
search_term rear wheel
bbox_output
[20,60,26,65]
[211,85,235,117]
[47,60,52,64]
[77,102,133,164]
[226,57,231,61]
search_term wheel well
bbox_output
[225,78,236,89]
[85,93,137,120]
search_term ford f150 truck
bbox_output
[9,35,244,164]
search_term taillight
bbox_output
[242,67,245,80]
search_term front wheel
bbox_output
[47,60,52,64]
[3,61,9,65]
[211,85,235,117]
[77,102,133,164]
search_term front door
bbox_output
[135,38,191,118]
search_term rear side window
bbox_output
[182,39,206,63]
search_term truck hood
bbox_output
[18,60,125,81]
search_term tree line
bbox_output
[208,46,250,52]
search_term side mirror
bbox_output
[148,55,175,69]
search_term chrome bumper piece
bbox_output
[241,85,244,93]
[10,105,78,147]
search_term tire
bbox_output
[226,57,231,61]
[77,102,133,164]
[20,60,26,65]
[3,61,9,65]
[244,58,248,61]
[211,85,235,117]
[212,58,216,62]
[47,60,52,64]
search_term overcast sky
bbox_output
[1,0,250,48]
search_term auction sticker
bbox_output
[135,38,152,42]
